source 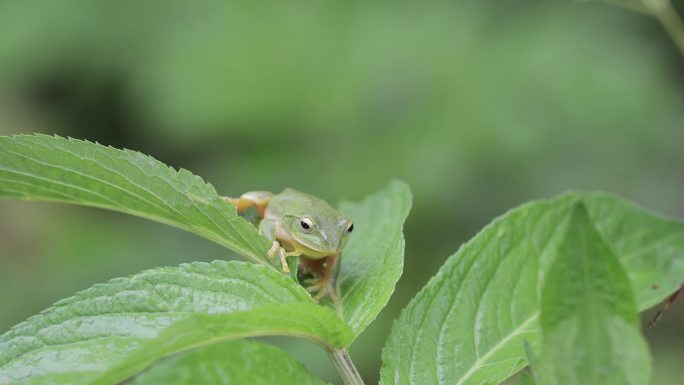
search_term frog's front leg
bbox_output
[259,218,299,273]
[223,191,273,218]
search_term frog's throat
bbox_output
[284,238,339,259]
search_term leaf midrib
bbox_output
[448,206,570,385]
[453,312,539,385]
[2,145,180,217]
[0,176,266,264]
[1,138,269,263]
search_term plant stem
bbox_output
[641,0,684,57]
[329,348,366,385]
[603,0,652,15]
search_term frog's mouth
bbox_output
[289,237,340,259]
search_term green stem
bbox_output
[329,349,366,385]
[641,0,684,57]
[603,0,652,14]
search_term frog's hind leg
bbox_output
[302,256,340,303]
[223,191,273,218]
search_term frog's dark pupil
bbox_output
[348,223,354,232]
[300,221,310,229]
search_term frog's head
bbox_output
[281,190,354,259]
[286,213,353,258]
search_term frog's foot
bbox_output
[321,284,341,305]
[277,247,290,273]
[304,276,339,304]
[305,278,328,303]
[265,241,290,273]
[300,256,340,304]
[222,191,273,218]
[267,241,280,258]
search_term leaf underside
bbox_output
[380,192,684,385]
[0,134,272,264]
[0,261,352,385]
[127,340,329,385]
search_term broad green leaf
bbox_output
[535,203,650,385]
[337,180,412,337]
[94,304,350,385]
[380,192,684,385]
[128,340,329,385]
[0,134,272,264]
[0,261,352,385]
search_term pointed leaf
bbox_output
[337,180,412,337]
[380,192,684,385]
[0,134,272,263]
[128,340,329,385]
[0,261,352,385]
[536,203,650,385]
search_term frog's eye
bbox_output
[299,217,314,233]
[346,222,354,233]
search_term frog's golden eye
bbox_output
[299,217,314,233]
[346,222,354,233]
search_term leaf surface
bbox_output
[534,203,651,385]
[337,180,412,337]
[128,340,329,385]
[0,134,272,264]
[0,261,351,385]
[380,193,684,385]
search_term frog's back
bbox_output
[267,188,336,218]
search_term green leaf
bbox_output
[0,134,272,264]
[337,180,412,337]
[538,320,649,385]
[0,261,352,385]
[518,371,536,385]
[521,341,541,385]
[535,203,650,385]
[128,340,329,385]
[380,192,684,385]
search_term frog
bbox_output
[223,189,354,302]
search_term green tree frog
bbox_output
[224,189,354,301]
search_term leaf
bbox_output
[538,320,650,385]
[337,180,412,337]
[128,340,329,385]
[0,261,352,385]
[380,192,684,385]
[521,341,541,385]
[518,371,536,385]
[535,203,650,385]
[0,134,272,264]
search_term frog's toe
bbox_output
[313,286,330,303]
[277,247,290,273]
[267,241,280,258]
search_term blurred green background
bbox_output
[1,0,683,384]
